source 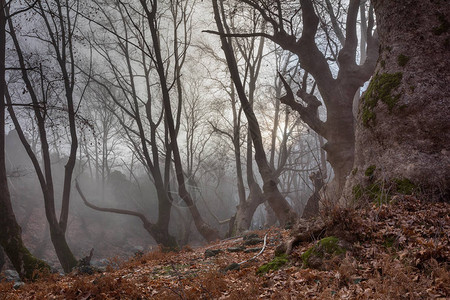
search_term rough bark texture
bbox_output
[342,0,450,202]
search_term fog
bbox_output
[1,0,367,273]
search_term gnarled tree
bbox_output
[343,0,450,202]
[214,0,379,198]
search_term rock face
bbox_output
[343,0,450,202]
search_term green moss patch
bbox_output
[352,178,418,205]
[397,54,410,67]
[301,237,346,269]
[361,72,403,127]
[257,254,288,274]
[365,165,376,177]
[394,178,417,195]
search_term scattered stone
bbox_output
[223,263,240,272]
[301,236,347,270]
[204,249,222,258]
[13,282,25,289]
[244,247,261,253]
[77,265,96,275]
[227,246,245,253]
[243,238,263,246]
[243,233,259,241]
[3,270,20,282]
[91,258,109,271]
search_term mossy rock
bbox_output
[257,254,288,274]
[361,72,403,127]
[223,263,240,272]
[243,238,263,246]
[227,246,245,253]
[301,237,346,269]
[243,233,259,241]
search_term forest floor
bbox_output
[1,196,449,299]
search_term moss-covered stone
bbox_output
[365,165,376,177]
[257,254,288,274]
[397,54,410,67]
[301,237,346,268]
[223,262,240,272]
[205,249,222,258]
[361,72,403,127]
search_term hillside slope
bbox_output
[1,196,448,299]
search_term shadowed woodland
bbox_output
[0,0,448,299]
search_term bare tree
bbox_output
[211,0,297,226]
[139,0,219,241]
[0,0,49,280]
[79,0,219,244]
[209,0,378,198]
[6,0,83,272]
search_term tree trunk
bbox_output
[49,228,77,273]
[264,202,278,228]
[231,182,264,235]
[0,2,49,280]
[343,0,450,202]
[212,0,298,226]
[302,172,325,219]
[322,102,355,197]
[0,246,4,271]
